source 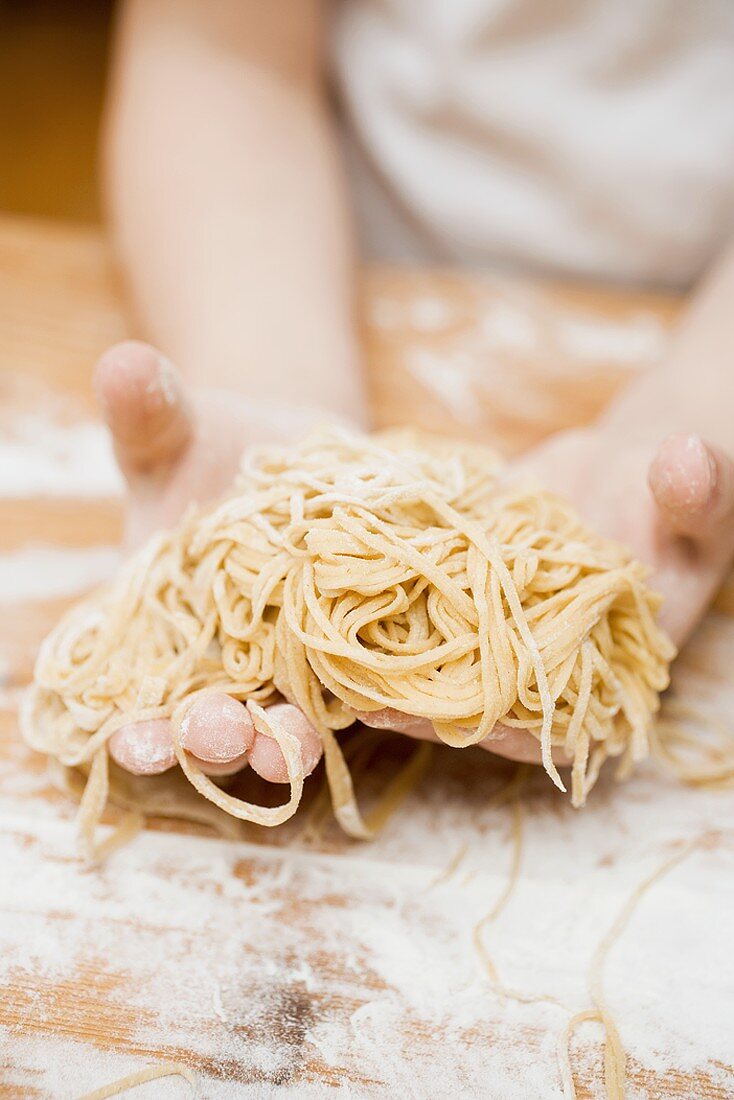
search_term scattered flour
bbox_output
[368,297,405,332]
[0,413,123,499]
[405,348,482,425]
[477,301,539,352]
[0,544,120,603]
[555,310,667,366]
[2,796,732,1098]
[407,295,458,333]
[373,287,667,372]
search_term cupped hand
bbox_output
[95,340,327,784]
[356,426,734,770]
[512,425,734,647]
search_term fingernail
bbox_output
[145,356,180,407]
[108,719,177,775]
[248,704,323,783]
[683,435,717,504]
[653,433,717,514]
[180,694,255,762]
[669,434,717,512]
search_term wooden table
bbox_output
[1,214,732,1099]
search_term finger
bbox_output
[354,707,437,738]
[180,694,255,764]
[192,752,251,777]
[648,433,734,540]
[108,718,177,776]
[93,340,193,480]
[110,697,255,778]
[480,725,572,767]
[355,708,571,765]
[247,703,323,784]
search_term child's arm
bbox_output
[514,240,734,648]
[602,242,734,456]
[104,0,364,423]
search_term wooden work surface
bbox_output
[1,214,733,1099]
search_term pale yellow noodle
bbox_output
[363,741,433,834]
[559,837,702,1100]
[473,793,525,989]
[473,776,568,1010]
[651,698,734,788]
[429,840,470,888]
[76,1062,196,1100]
[21,429,674,843]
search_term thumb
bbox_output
[648,433,734,541]
[93,341,194,482]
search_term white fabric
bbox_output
[331,0,734,287]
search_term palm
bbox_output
[124,390,255,546]
[513,427,730,646]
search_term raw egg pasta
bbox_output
[21,429,674,845]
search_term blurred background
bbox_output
[0,0,113,222]
[0,1,680,454]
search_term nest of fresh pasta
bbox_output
[21,428,674,848]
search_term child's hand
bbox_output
[511,425,734,648]
[355,426,734,769]
[95,340,329,785]
[100,343,733,787]
[94,340,315,548]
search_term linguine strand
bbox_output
[76,1061,196,1100]
[560,837,703,1099]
